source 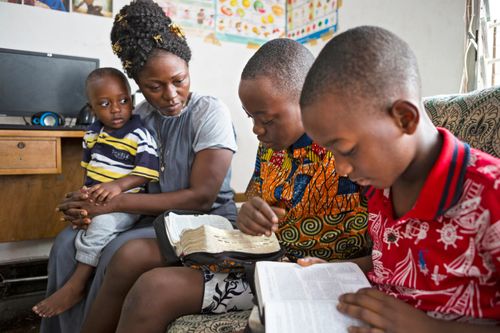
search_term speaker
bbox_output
[76,104,95,125]
[31,112,64,127]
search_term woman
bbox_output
[40,1,237,332]
[81,38,371,333]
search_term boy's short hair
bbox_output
[300,26,421,110]
[241,38,314,100]
[85,67,131,98]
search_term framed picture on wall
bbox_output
[72,0,112,17]
[23,0,69,12]
[0,0,22,5]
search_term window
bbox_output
[461,0,500,91]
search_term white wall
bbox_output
[0,0,465,192]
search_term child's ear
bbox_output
[389,100,419,135]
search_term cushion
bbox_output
[424,85,500,158]
[167,310,250,333]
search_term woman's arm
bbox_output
[58,148,233,220]
[112,148,233,215]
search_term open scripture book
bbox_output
[254,261,371,333]
[153,212,284,270]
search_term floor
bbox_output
[1,312,41,333]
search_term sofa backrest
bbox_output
[424,85,500,158]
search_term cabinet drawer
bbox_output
[0,137,61,174]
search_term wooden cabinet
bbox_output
[0,136,61,174]
[0,130,85,242]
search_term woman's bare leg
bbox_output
[116,267,204,333]
[81,238,164,333]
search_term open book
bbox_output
[254,261,371,333]
[153,212,283,269]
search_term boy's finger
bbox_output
[250,197,279,223]
[297,257,327,267]
[243,211,274,235]
[270,206,286,218]
[337,299,388,331]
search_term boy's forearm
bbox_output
[337,255,373,274]
[351,255,373,274]
[113,175,150,192]
[433,318,499,333]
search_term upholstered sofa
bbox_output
[166,85,500,333]
[424,85,500,158]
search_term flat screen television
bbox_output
[0,48,99,119]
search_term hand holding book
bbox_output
[254,261,371,333]
[153,211,285,273]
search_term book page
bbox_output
[164,213,233,246]
[179,225,281,255]
[255,262,370,315]
[265,300,363,333]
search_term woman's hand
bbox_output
[57,187,116,230]
[337,288,439,333]
[236,197,285,236]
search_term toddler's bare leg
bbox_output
[33,262,93,317]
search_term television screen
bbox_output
[0,48,99,118]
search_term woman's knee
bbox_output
[106,239,162,279]
[123,268,203,314]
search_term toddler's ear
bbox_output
[389,100,419,135]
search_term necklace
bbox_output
[156,118,166,173]
[154,93,192,173]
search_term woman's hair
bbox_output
[111,0,192,79]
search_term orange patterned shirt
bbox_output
[246,134,371,261]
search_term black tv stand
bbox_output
[0,124,88,131]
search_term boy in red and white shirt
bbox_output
[300,26,499,333]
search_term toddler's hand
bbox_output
[87,183,122,204]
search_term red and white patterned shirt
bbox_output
[364,127,500,321]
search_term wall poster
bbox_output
[287,0,338,44]
[156,0,215,37]
[214,0,286,45]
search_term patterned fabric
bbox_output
[201,270,253,314]
[365,128,500,321]
[167,310,251,333]
[246,134,370,261]
[424,85,500,158]
[82,115,159,192]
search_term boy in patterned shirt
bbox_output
[33,67,159,318]
[300,26,499,332]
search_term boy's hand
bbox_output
[237,197,285,236]
[87,182,122,204]
[337,288,438,333]
[297,257,328,266]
